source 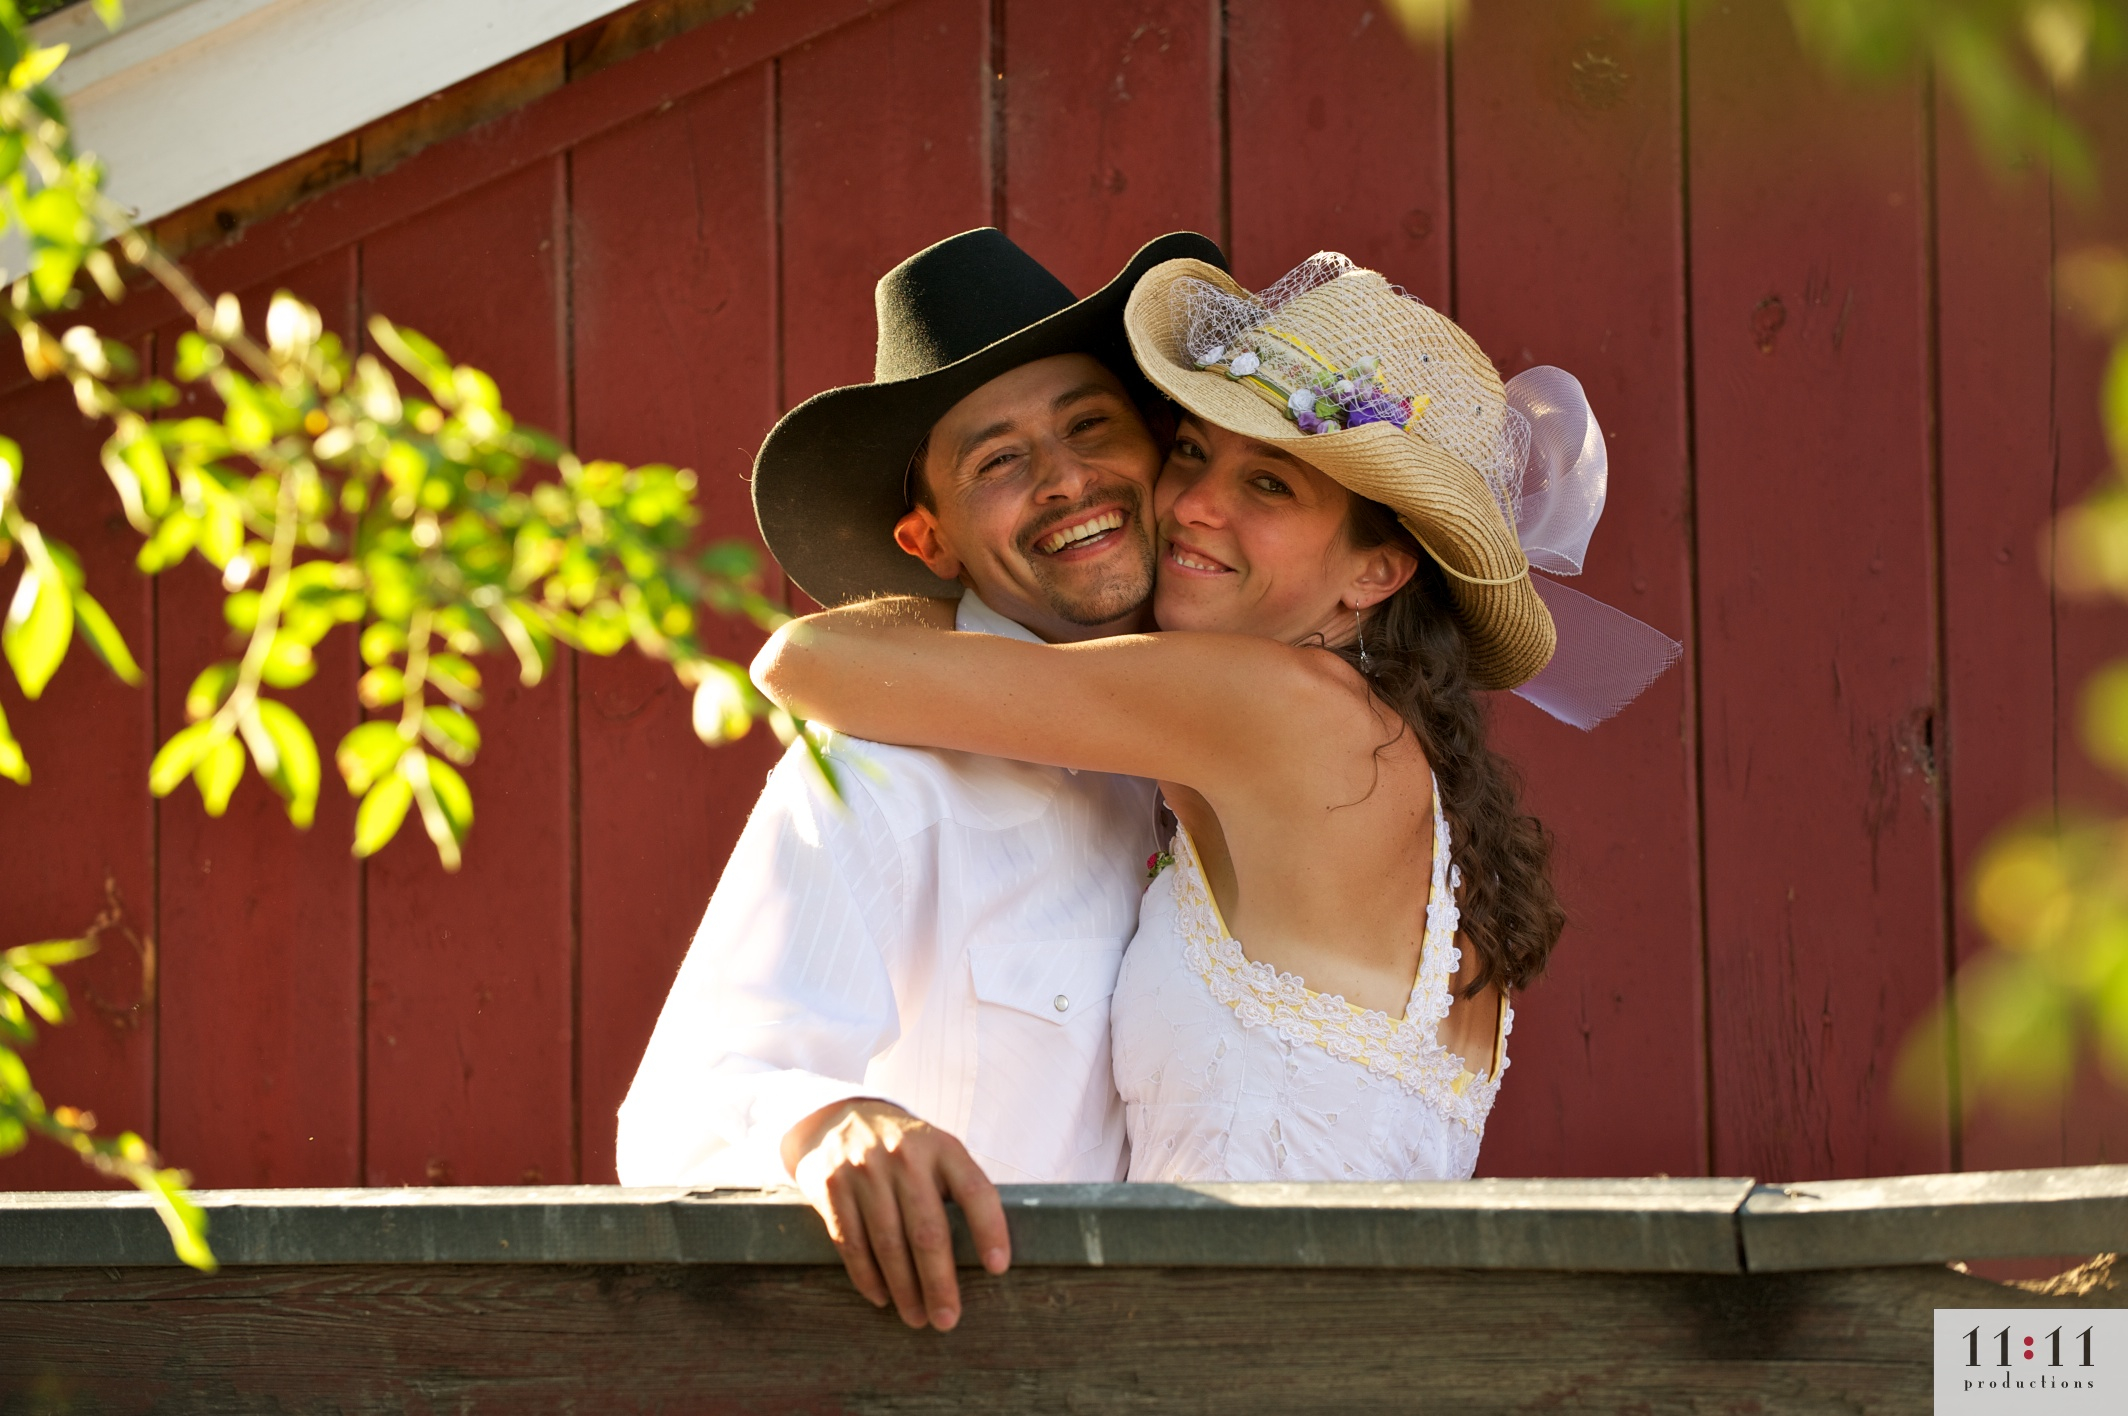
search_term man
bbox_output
[617,228,1227,1331]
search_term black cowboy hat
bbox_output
[753,227,1228,606]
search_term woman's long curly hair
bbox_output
[1327,495,1566,998]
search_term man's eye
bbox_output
[978,450,1019,475]
[1069,414,1109,436]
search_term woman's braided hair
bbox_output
[1328,495,1566,997]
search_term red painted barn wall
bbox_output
[2,0,2122,1191]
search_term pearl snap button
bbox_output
[1053,994,1070,1013]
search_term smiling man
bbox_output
[617,229,1227,1332]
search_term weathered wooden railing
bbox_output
[2,1167,2123,1412]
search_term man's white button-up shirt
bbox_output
[616,593,1157,1187]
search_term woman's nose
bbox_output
[1166,467,1227,527]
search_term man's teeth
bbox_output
[1039,511,1123,554]
[1170,547,1225,572]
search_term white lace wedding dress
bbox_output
[1112,781,1510,1182]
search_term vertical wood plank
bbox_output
[2034,85,2128,1165]
[569,68,785,1184]
[1224,0,1449,300]
[1689,5,1949,1179]
[1003,0,1221,294]
[778,0,991,404]
[154,252,364,1188]
[0,374,158,1189]
[359,162,575,1186]
[1448,0,1703,1178]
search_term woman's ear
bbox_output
[1344,541,1418,612]
[893,505,964,581]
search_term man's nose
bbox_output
[1028,439,1098,501]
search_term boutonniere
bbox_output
[1146,850,1175,880]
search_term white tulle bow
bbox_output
[1500,367,1681,730]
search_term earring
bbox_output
[1355,610,1371,675]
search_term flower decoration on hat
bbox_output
[1199,339,1426,436]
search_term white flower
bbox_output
[1202,344,1226,365]
[1228,350,1260,377]
[1288,387,1317,414]
[1335,379,1355,396]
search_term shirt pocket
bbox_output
[965,938,1127,1173]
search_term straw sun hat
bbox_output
[1124,254,1555,690]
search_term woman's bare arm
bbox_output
[751,602,1360,791]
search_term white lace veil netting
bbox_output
[1174,252,1679,729]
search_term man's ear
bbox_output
[893,505,964,581]
[1345,541,1418,612]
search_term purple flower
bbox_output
[1294,409,1340,434]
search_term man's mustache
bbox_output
[1017,484,1146,556]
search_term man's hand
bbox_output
[782,1099,1010,1330]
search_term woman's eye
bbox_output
[1174,438,1205,460]
[1250,474,1291,496]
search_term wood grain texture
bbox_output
[1448,0,1703,1181]
[1003,0,1222,295]
[777,0,991,405]
[0,1261,2111,1414]
[0,369,158,1192]
[151,252,364,1189]
[2034,78,2128,1170]
[569,67,786,1184]
[1224,0,1448,300]
[357,162,577,1187]
[1687,0,1950,1181]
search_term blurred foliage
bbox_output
[1899,247,2128,1118]
[0,0,818,1264]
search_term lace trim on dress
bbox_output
[1167,786,1511,1135]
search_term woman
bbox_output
[755,253,1664,1181]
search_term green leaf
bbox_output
[173,331,221,381]
[3,558,72,699]
[30,246,80,308]
[335,720,406,795]
[0,696,26,784]
[357,665,405,708]
[10,44,68,91]
[118,425,171,519]
[254,698,320,828]
[223,590,261,633]
[19,187,82,245]
[692,665,754,745]
[184,661,238,722]
[425,754,472,842]
[353,770,413,857]
[70,589,141,686]
[149,719,221,796]
[0,1114,25,1156]
[143,1167,215,1273]
[95,2,126,36]
[419,705,480,764]
[259,634,314,689]
[135,512,197,573]
[426,653,481,706]
[193,733,244,815]
[359,621,406,667]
